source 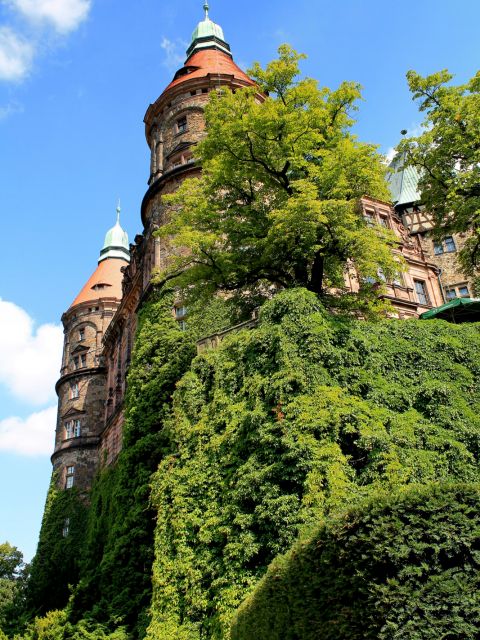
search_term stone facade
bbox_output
[51,9,474,497]
[53,298,121,493]
[401,205,475,300]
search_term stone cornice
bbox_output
[141,160,198,226]
[51,435,100,463]
[55,367,106,394]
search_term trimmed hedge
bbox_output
[230,483,480,640]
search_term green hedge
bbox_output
[231,483,480,640]
[147,288,480,639]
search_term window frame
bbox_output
[65,466,75,489]
[176,116,188,134]
[414,279,430,306]
[444,236,456,253]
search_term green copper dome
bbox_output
[191,17,225,43]
[186,2,231,58]
[99,204,130,264]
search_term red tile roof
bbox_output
[70,258,127,309]
[164,49,254,93]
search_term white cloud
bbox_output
[0,406,56,456]
[7,0,91,34]
[0,26,34,80]
[385,147,397,164]
[160,37,185,72]
[0,299,63,406]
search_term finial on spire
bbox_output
[116,199,121,225]
[203,1,209,19]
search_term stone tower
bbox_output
[52,208,130,492]
[51,3,261,490]
[140,2,256,282]
[101,2,259,438]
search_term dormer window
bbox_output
[177,116,188,134]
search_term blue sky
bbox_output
[0,0,479,561]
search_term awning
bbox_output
[420,297,480,323]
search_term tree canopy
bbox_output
[157,46,400,315]
[399,69,480,283]
[0,543,25,633]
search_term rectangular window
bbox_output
[70,383,79,399]
[65,466,75,489]
[446,288,456,300]
[444,236,456,253]
[73,356,80,370]
[458,285,470,298]
[175,306,187,319]
[378,216,389,228]
[79,328,85,341]
[364,212,375,227]
[414,280,430,306]
[433,241,444,255]
[62,518,70,538]
[65,421,73,439]
[80,354,87,368]
[74,420,81,438]
[177,116,187,133]
[178,320,187,332]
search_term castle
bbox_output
[51,3,474,493]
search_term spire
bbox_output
[187,1,231,59]
[98,203,130,264]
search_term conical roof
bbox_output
[69,258,126,309]
[68,206,130,310]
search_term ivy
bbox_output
[26,476,87,619]
[146,288,480,639]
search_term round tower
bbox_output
[140,2,257,286]
[52,207,130,492]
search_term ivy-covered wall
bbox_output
[72,294,236,638]
[146,288,480,639]
[20,288,480,640]
[230,483,480,640]
[26,476,87,618]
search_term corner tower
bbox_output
[138,2,256,285]
[52,207,130,492]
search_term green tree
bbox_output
[399,69,480,283]
[157,46,400,316]
[0,543,26,632]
